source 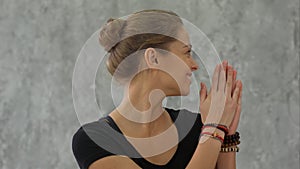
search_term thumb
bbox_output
[200,82,207,103]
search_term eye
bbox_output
[186,49,192,56]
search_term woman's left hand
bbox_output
[224,63,243,135]
[199,60,243,135]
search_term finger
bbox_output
[222,60,228,79]
[233,69,237,84]
[200,82,207,103]
[222,60,228,66]
[231,69,237,96]
[232,86,240,102]
[220,61,226,72]
[212,64,220,91]
[238,81,243,104]
[238,90,242,105]
[236,104,241,114]
[218,64,226,92]
[233,80,240,99]
[226,66,233,98]
[232,69,237,89]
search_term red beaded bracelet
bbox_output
[200,131,224,143]
[202,123,229,135]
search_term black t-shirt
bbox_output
[72,107,203,169]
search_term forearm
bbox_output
[216,146,237,169]
[186,129,225,169]
[186,138,221,169]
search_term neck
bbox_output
[109,76,174,138]
[117,81,166,124]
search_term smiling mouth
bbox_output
[186,73,192,82]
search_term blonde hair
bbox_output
[99,9,183,82]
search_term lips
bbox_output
[186,72,192,81]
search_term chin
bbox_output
[181,89,190,96]
[180,83,191,96]
[165,83,191,96]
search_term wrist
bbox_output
[202,123,229,135]
[202,127,225,138]
[200,127,225,144]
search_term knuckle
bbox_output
[230,101,235,107]
[225,98,230,104]
[232,102,238,108]
[227,101,235,107]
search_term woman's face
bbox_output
[156,27,198,96]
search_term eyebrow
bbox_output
[183,44,192,49]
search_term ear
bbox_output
[144,48,159,68]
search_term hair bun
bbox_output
[99,18,126,52]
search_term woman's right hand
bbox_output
[200,63,240,128]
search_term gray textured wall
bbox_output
[0,0,299,169]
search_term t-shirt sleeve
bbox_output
[72,127,114,169]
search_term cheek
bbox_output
[159,69,188,91]
[159,56,189,75]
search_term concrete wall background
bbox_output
[0,0,299,168]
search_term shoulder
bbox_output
[72,124,140,169]
[72,120,111,149]
[72,119,120,169]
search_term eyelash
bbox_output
[186,50,192,56]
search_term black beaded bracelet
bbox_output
[222,132,240,148]
[220,146,239,152]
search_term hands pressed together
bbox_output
[199,60,243,135]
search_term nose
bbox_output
[190,58,198,71]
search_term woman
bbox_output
[72,9,243,169]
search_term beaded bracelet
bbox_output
[220,146,239,152]
[200,131,224,144]
[222,141,241,148]
[222,132,240,148]
[202,123,229,135]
